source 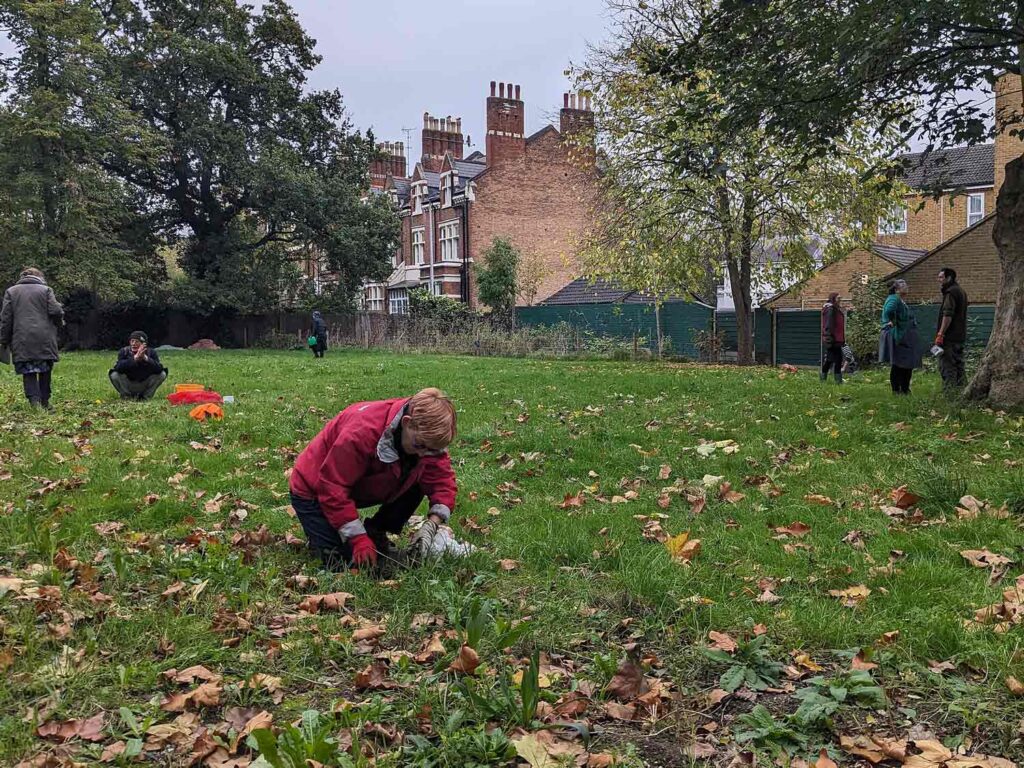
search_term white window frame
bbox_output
[431,280,443,296]
[389,288,409,315]
[439,221,460,263]
[878,205,908,235]
[411,227,425,265]
[967,192,985,227]
[440,172,452,207]
[412,182,425,214]
[366,284,385,312]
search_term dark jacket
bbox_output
[111,347,166,382]
[939,281,968,344]
[0,276,64,364]
[312,312,327,339]
[821,302,845,346]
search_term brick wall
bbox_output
[767,248,898,309]
[876,189,993,251]
[893,215,999,304]
[995,74,1024,194]
[469,127,597,305]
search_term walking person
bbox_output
[820,292,846,383]
[109,331,168,400]
[311,310,328,358]
[0,268,64,410]
[935,267,968,392]
[880,279,921,395]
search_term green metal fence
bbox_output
[516,301,715,358]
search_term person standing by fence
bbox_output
[311,310,328,358]
[0,267,64,410]
[935,267,968,392]
[880,279,920,395]
[820,292,846,384]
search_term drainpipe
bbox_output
[459,197,469,303]
[427,203,436,293]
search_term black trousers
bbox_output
[889,365,912,394]
[822,344,842,379]
[290,485,424,570]
[939,342,966,391]
[311,336,327,358]
[22,372,52,405]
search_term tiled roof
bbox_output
[871,243,926,267]
[897,144,994,190]
[540,277,699,306]
[464,151,486,162]
[453,159,486,179]
[527,125,559,143]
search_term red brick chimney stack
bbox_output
[486,80,526,167]
[421,111,465,172]
[560,91,594,137]
[370,141,407,189]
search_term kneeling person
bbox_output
[109,331,168,400]
[290,388,457,571]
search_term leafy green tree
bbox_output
[476,237,520,318]
[571,0,902,363]
[100,0,397,310]
[0,0,162,298]
[647,0,1024,404]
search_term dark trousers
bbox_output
[22,372,52,406]
[890,365,912,394]
[939,342,966,391]
[290,485,424,570]
[821,343,842,380]
[311,336,326,358]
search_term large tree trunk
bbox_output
[965,156,1024,408]
[726,256,755,365]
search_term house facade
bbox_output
[362,82,598,313]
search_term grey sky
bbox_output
[287,0,611,164]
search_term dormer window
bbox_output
[412,182,426,214]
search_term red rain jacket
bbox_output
[289,398,457,540]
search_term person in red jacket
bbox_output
[289,388,458,571]
[820,292,846,384]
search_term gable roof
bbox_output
[464,151,486,162]
[897,144,994,191]
[884,211,996,278]
[453,159,486,179]
[527,124,559,143]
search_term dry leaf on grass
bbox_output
[665,531,701,563]
[605,659,648,701]
[804,494,835,506]
[1006,676,1024,696]
[890,485,920,509]
[829,584,871,608]
[960,550,1013,569]
[498,559,520,571]
[352,624,386,643]
[658,464,671,480]
[708,631,738,653]
[160,682,222,711]
[839,734,907,764]
[354,662,394,690]
[559,492,586,509]
[297,592,353,614]
[36,712,105,742]
[448,644,480,675]
[773,521,812,538]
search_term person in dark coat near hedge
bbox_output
[820,292,846,384]
[311,310,327,358]
[0,268,64,409]
[109,331,168,400]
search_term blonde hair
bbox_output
[20,267,44,279]
[407,388,456,449]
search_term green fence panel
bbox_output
[517,302,713,358]
[715,309,773,363]
[967,305,995,347]
[775,310,822,366]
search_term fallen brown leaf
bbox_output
[605,659,648,701]
[708,631,737,653]
[448,644,480,675]
[298,592,353,614]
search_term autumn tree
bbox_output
[648,0,1024,404]
[572,0,904,363]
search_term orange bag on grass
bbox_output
[189,403,224,422]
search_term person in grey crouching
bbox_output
[109,331,168,400]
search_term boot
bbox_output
[835,372,843,385]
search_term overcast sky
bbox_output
[286,0,611,163]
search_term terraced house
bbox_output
[362,80,598,314]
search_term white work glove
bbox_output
[409,519,440,560]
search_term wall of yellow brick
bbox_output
[895,216,1000,304]
[876,189,993,252]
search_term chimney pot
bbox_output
[499,82,505,98]
[455,117,462,133]
[563,93,569,108]
[423,111,430,128]
[514,84,521,100]
[490,80,496,97]
[570,93,577,110]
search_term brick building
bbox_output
[362,81,597,313]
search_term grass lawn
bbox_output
[1,350,1023,767]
